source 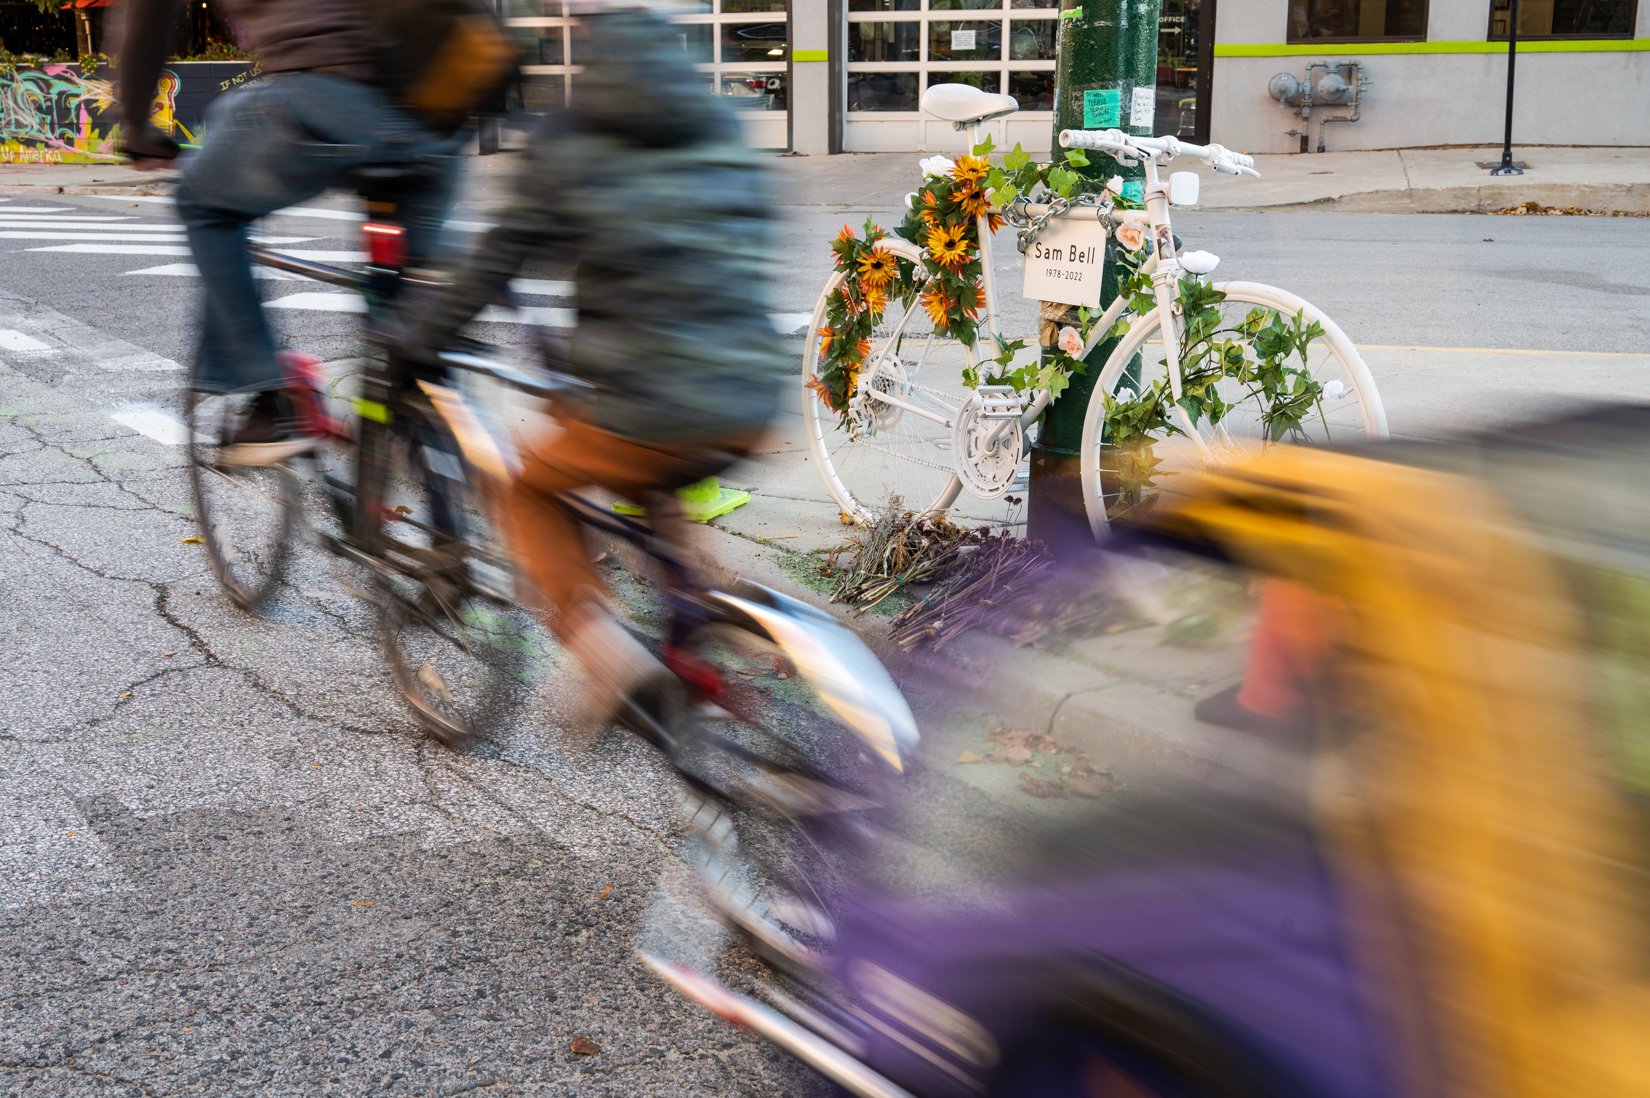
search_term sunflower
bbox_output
[852,338,873,365]
[951,155,989,184]
[986,209,1006,234]
[836,224,857,245]
[926,222,973,270]
[954,182,991,219]
[856,246,898,290]
[920,288,954,329]
[861,283,889,318]
[818,326,834,357]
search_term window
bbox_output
[1489,0,1636,38]
[844,0,1059,114]
[505,1,789,116]
[1287,0,1428,41]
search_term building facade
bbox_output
[506,1,1648,155]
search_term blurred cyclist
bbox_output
[399,3,786,729]
[116,0,470,465]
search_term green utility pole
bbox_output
[1027,0,1162,549]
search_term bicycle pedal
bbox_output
[975,384,1022,420]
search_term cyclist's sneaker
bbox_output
[218,388,324,466]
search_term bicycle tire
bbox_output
[668,616,900,966]
[1079,281,1387,537]
[356,398,546,746]
[183,386,301,612]
[802,237,985,526]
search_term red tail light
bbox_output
[362,222,406,269]
[663,645,726,701]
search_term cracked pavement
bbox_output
[0,250,815,1094]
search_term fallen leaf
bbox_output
[598,883,613,901]
[569,1036,601,1056]
[66,830,78,838]
[956,751,984,764]
[118,691,133,699]
[1018,773,1068,798]
[311,764,324,770]
[350,900,375,908]
[162,651,175,658]
[393,505,414,515]
[180,536,204,545]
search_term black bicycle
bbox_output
[185,161,549,744]
[183,159,922,890]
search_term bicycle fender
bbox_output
[704,584,919,775]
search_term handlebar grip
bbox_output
[1059,128,1129,152]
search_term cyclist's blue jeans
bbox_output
[176,72,464,393]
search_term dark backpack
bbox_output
[366,0,520,133]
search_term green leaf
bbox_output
[972,134,996,156]
[994,181,1018,206]
[1004,144,1032,171]
[1063,148,1090,168]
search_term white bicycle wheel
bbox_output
[802,239,985,526]
[1079,280,1387,537]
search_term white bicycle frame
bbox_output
[856,117,1216,463]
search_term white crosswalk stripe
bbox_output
[3,200,810,336]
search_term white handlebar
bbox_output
[1058,129,1259,178]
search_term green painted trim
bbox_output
[1214,38,1650,57]
[792,49,829,62]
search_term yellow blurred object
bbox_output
[1136,443,1650,1098]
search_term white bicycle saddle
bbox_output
[921,83,1019,125]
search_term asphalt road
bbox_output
[1,174,1648,1096]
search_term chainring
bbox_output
[953,392,1025,500]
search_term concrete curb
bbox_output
[683,520,1272,793]
[1256,181,1650,215]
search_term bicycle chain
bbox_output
[1002,192,1114,255]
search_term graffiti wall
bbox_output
[0,61,256,164]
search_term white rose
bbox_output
[918,155,956,179]
[1322,380,1346,403]
[1179,249,1220,275]
[1105,175,1124,195]
[1056,326,1084,357]
[1115,387,1137,404]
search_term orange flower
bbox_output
[986,210,1005,234]
[818,326,834,357]
[839,282,861,314]
[926,222,972,269]
[951,155,989,184]
[920,188,941,226]
[853,338,872,365]
[836,224,856,244]
[805,374,837,411]
[920,288,954,329]
[954,182,990,219]
[856,246,898,290]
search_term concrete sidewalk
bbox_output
[4,143,1648,213]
